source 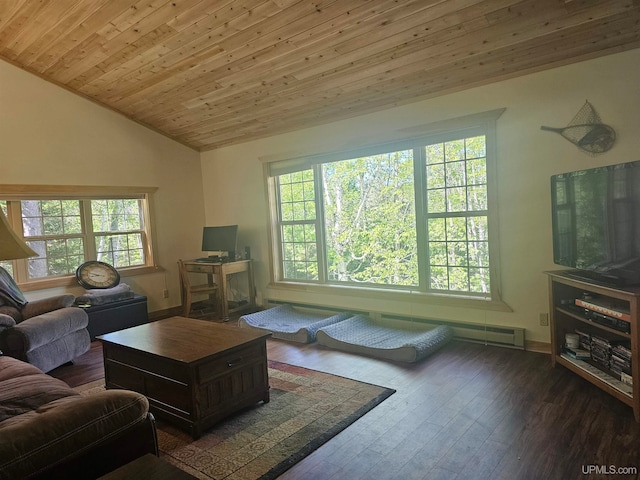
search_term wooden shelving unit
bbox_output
[546,271,640,422]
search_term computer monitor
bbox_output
[201,225,238,260]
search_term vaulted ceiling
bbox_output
[1,1,639,151]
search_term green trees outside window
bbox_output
[279,170,318,280]
[92,199,145,268]
[323,149,417,286]
[271,123,498,299]
[424,136,490,293]
[1,196,151,283]
[22,199,84,278]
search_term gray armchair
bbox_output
[0,293,90,373]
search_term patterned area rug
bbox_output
[74,360,395,479]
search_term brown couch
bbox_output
[0,355,158,479]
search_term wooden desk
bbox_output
[181,259,256,320]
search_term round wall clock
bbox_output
[75,261,120,289]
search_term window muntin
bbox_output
[424,136,490,294]
[22,200,85,278]
[278,170,318,281]
[92,199,146,268]
[270,120,499,299]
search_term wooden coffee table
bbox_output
[98,317,271,438]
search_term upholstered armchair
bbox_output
[0,289,90,373]
[0,208,90,372]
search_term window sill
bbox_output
[18,265,162,292]
[267,281,512,312]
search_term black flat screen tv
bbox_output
[202,225,238,259]
[551,161,640,286]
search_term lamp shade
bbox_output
[0,208,37,261]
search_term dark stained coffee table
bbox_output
[98,317,271,438]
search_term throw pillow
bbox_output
[0,268,28,309]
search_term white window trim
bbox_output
[264,109,507,308]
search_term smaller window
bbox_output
[0,186,157,286]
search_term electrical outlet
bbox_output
[163,289,169,299]
[539,313,549,326]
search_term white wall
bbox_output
[0,60,206,314]
[2,47,639,341]
[200,48,640,344]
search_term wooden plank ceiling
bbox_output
[1,0,639,151]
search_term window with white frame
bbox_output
[267,110,502,300]
[0,187,156,285]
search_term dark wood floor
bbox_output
[49,329,640,480]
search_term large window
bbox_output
[268,111,501,300]
[0,186,156,287]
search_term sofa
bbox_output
[0,294,90,373]
[0,355,158,479]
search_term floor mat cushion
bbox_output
[239,304,351,343]
[316,315,454,363]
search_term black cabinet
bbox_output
[80,295,149,340]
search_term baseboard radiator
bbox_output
[266,300,525,350]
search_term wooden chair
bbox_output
[178,259,219,317]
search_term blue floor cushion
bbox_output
[239,304,351,343]
[316,315,454,363]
